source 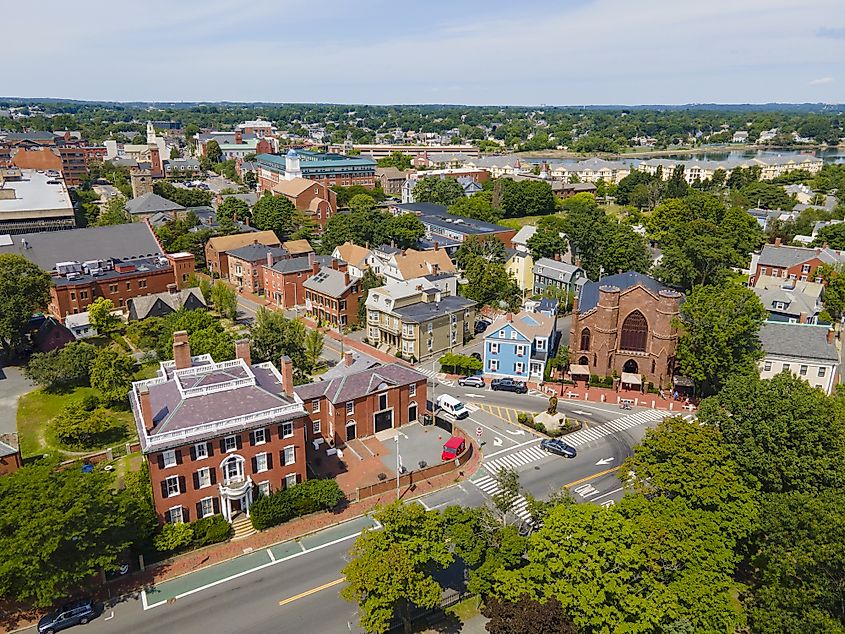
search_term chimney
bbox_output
[331,259,339,270]
[167,283,178,294]
[139,386,154,433]
[267,251,274,268]
[572,293,579,314]
[774,237,782,247]
[235,129,243,144]
[554,252,561,262]
[434,241,440,251]
[235,339,251,365]
[799,312,807,324]
[172,330,191,370]
[574,256,582,267]
[344,271,350,286]
[828,328,836,344]
[280,355,294,395]
[311,261,320,276]
[506,312,513,323]
[344,351,354,367]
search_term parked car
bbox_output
[38,599,98,634]
[474,320,491,334]
[540,438,577,459]
[458,375,485,388]
[435,394,470,419]
[490,378,528,394]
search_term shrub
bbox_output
[517,412,534,426]
[190,515,231,547]
[154,522,194,553]
[250,479,345,531]
[50,402,124,450]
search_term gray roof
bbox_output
[226,243,288,262]
[418,210,511,235]
[394,295,476,323]
[758,244,843,268]
[578,271,674,313]
[0,222,162,271]
[219,192,259,208]
[392,202,448,215]
[269,255,332,274]
[759,322,838,362]
[533,258,582,282]
[319,351,381,381]
[752,276,822,318]
[125,192,186,216]
[128,288,206,320]
[303,266,357,298]
[295,362,425,404]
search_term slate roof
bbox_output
[578,271,674,313]
[757,244,843,268]
[303,266,358,298]
[394,295,476,323]
[512,225,537,247]
[319,351,381,381]
[752,276,823,318]
[127,287,206,320]
[294,363,425,404]
[268,255,332,274]
[226,243,288,262]
[125,192,185,216]
[759,322,838,362]
[0,222,162,271]
[533,258,582,282]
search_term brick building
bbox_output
[204,230,281,280]
[750,239,844,287]
[272,178,337,232]
[0,436,22,476]
[226,243,289,294]
[0,222,195,321]
[295,363,427,446]
[303,260,362,329]
[569,272,683,389]
[263,253,333,309]
[256,150,376,191]
[131,334,309,523]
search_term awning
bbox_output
[621,372,642,385]
[672,375,695,388]
[569,364,590,376]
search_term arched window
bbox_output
[580,328,591,351]
[620,311,648,352]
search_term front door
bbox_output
[374,410,393,433]
[231,498,242,513]
[346,421,357,440]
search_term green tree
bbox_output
[169,146,180,160]
[412,176,464,206]
[250,308,307,377]
[448,191,501,223]
[358,270,384,325]
[96,195,130,226]
[242,170,257,190]
[154,522,194,553]
[188,326,234,361]
[217,197,250,223]
[252,193,294,237]
[814,223,845,250]
[210,280,238,320]
[348,193,376,214]
[819,263,845,321]
[654,219,744,290]
[205,140,222,163]
[0,254,52,357]
[0,462,144,607]
[526,226,568,261]
[675,284,766,396]
[383,213,425,249]
[89,348,135,405]
[87,297,121,335]
[490,467,521,526]
[482,596,577,634]
[664,165,690,199]
[51,403,123,450]
[376,151,412,170]
[454,235,507,269]
[341,502,453,634]
[304,329,324,375]
[697,372,845,494]
[25,341,97,390]
[494,178,556,218]
[461,259,521,310]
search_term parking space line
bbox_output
[267,548,276,562]
[590,486,624,502]
[472,419,520,444]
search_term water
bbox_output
[528,147,845,166]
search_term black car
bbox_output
[38,600,98,634]
[490,378,528,394]
[540,438,577,458]
[474,320,490,334]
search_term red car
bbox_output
[441,436,466,461]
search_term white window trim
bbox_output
[312,419,321,434]
[312,399,320,413]
[282,422,294,438]
[162,449,176,469]
[198,467,211,489]
[255,452,269,473]
[489,359,499,371]
[490,342,499,354]
[165,475,180,497]
[346,401,354,415]
[283,445,296,466]
[258,481,270,497]
[285,473,298,488]
[194,442,209,460]
[168,506,184,524]
[409,383,416,397]
[254,428,267,445]
[200,497,214,518]
[224,435,237,452]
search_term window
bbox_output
[346,401,354,415]
[255,452,269,473]
[490,342,499,354]
[197,467,211,488]
[378,393,388,410]
[253,428,267,445]
[281,423,293,442]
[109,283,118,293]
[222,456,243,482]
[258,481,270,497]
[536,338,546,351]
[427,322,433,334]
[285,473,298,489]
[70,291,76,300]
[819,367,827,377]
[168,506,184,524]
[139,279,147,289]
[763,361,772,371]
[580,328,591,351]
[510,331,517,340]
[498,330,505,339]
[802,264,810,273]
[200,498,214,518]
[489,359,499,371]
[312,419,321,434]
[620,311,648,352]
[282,446,296,466]
[515,362,525,374]
[165,475,180,497]
[800,365,808,376]
[162,449,176,468]
[311,399,320,413]
[774,301,785,310]
[126,282,131,290]
[409,383,416,397]
[194,442,208,460]
[224,435,238,452]
[783,363,791,371]
[516,345,525,356]
[760,267,767,276]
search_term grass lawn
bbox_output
[499,214,556,229]
[445,596,482,622]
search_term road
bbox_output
[68,385,664,634]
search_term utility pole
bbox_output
[395,434,401,501]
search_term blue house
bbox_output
[483,311,558,381]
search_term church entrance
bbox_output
[622,359,639,374]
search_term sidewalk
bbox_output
[533,382,696,414]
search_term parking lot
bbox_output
[376,422,456,473]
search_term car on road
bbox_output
[540,438,577,458]
[474,319,491,334]
[435,394,470,419]
[38,599,98,634]
[490,377,528,394]
[458,375,485,388]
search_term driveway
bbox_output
[0,365,34,435]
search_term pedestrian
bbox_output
[673,390,679,400]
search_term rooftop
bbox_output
[394,295,476,323]
[125,192,185,216]
[758,243,843,268]
[226,242,288,262]
[0,169,73,218]
[578,271,678,313]
[295,362,425,404]
[759,321,838,362]
[303,266,357,298]
[256,151,376,173]
[486,311,556,340]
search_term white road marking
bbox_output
[591,486,624,502]
[472,419,520,443]
[484,445,551,474]
[470,475,534,525]
[595,457,614,465]
[483,437,540,459]
[493,437,503,446]
[505,428,526,436]
[267,548,276,562]
[562,409,666,447]
[104,611,114,621]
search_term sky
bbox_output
[5,0,845,105]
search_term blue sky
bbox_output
[5,0,844,104]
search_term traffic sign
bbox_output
[476,426,483,437]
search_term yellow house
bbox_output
[506,226,538,292]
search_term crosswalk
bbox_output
[483,444,548,474]
[417,367,455,386]
[471,474,533,525]
[562,409,666,446]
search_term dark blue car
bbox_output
[38,599,98,634]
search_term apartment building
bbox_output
[131,335,309,523]
[365,279,476,360]
[226,243,289,294]
[263,254,332,309]
[204,231,281,280]
[303,260,362,329]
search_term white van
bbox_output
[436,394,469,419]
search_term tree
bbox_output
[348,193,376,214]
[153,181,212,208]
[210,281,238,320]
[88,297,121,335]
[205,140,222,163]
[169,146,180,160]
[664,165,690,199]
[526,226,568,261]
[217,197,250,223]
[482,596,577,634]
[0,254,52,357]
[51,403,123,450]
[25,341,97,390]
[455,235,507,269]
[819,263,845,321]
[89,348,135,405]
[250,308,307,377]
[494,179,556,218]
[438,352,482,375]
[490,467,521,526]
[697,372,845,494]
[654,219,744,290]
[341,502,453,634]
[0,462,144,607]
[252,193,294,237]
[358,270,384,325]
[304,329,324,375]
[242,170,257,190]
[376,152,412,170]
[461,259,521,311]
[383,214,425,249]
[188,326,234,361]
[96,195,130,226]
[448,191,501,223]
[615,170,660,207]
[413,176,464,207]
[675,284,766,396]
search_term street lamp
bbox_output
[395,434,401,501]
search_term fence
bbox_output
[57,441,142,470]
[387,589,475,632]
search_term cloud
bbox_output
[817,27,845,39]
[809,76,834,85]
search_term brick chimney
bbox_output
[331,259,339,270]
[139,386,154,433]
[506,312,513,322]
[344,271,350,286]
[235,339,251,365]
[434,241,440,251]
[267,251,274,268]
[774,237,782,246]
[280,355,294,395]
[235,129,243,144]
[554,252,561,262]
[799,312,807,324]
[828,328,836,344]
[173,330,191,370]
[311,261,320,276]
[167,283,178,294]
[344,350,354,366]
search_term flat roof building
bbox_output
[0,168,74,234]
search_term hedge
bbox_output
[250,479,345,531]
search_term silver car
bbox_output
[458,375,485,388]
